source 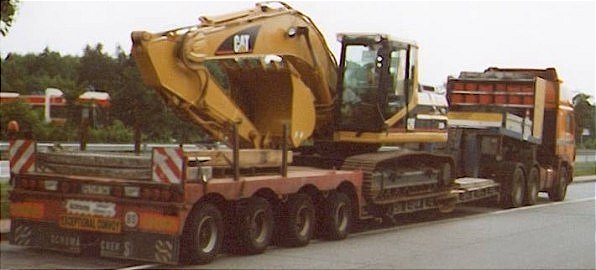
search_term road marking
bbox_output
[116,264,161,270]
[352,196,596,238]
[485,197,595,215]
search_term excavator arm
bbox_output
[132,2,337,149]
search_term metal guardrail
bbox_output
[0,141,228,152]
[576,149,596,163]
[1,142,594,179]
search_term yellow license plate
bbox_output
[59,214,121,234]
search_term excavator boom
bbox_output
[132,2,337,148]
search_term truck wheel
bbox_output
[501,165,525,208]
[277,193,315,247]
[320,192,352,240]
[181,203,223,264]
[235,197,274,254]
[548,166,569,202]
[524,167,540,206]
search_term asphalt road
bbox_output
[1,181,594,269]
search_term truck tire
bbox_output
[548,166,569,202]
[277,193,315,247]
[500,164,526,209]
[234,197,274,254]
[524,167,540,206]
[320,192,352,240]
[181,203,224,264]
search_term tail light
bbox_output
[141,188,153,200]
[16,178,26,189]
[112,186,123,197]
[36,180,45,190]
[60,182,71,193]
[170,186,183,202]
[150,189,160,201]
[27,179,38,190]
[140,186,182,202]
[159,189,172,201]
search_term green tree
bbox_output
[0,0,18,36]
[1,45,208,143]
[573,93,595,148]
[77,44,118,93]
[110,49,207,143]
[76,43,119,129]
[1,48,80,94]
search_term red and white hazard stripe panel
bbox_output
[152,147,185,184]
[9,140,36,174]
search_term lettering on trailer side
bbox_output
[65,199,116,217]
[59,215,122,233]
[50,234,80,247]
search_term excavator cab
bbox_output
[333,33,446,145]
[337,34,417,133]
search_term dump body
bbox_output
[444,67,574,207]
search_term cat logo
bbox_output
[234,34,251,53]
[216,25,260,55]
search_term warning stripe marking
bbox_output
[152,147,184,184]
[154,165,171,184]
[9,140,35,174]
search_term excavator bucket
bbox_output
[208,55,316,147]
[132,30,315,148]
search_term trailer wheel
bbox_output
[320,192,352,240]
[548,166,569,202]
[524,167,540,206]
[234,197,274,254]
[277,193,315,247]
[501,164,525,208]
[181,203,223,264]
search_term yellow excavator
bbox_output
[132,1,453,208]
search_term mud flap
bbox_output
[10,219,181,265]
[98,232,180,264]
[11,219,86,254]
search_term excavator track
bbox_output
[341,149,454,206]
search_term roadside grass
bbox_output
[1,181,10,219]
[575,162,596,177]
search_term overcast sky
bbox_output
[0,1,594,97]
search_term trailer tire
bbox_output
[524,167,540,206]
[548,166,569,202]
[181,203,223,264]
[277,193,315,247]
[500,164,525,209]
[320,192,352,240]
[234,197,274,255]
